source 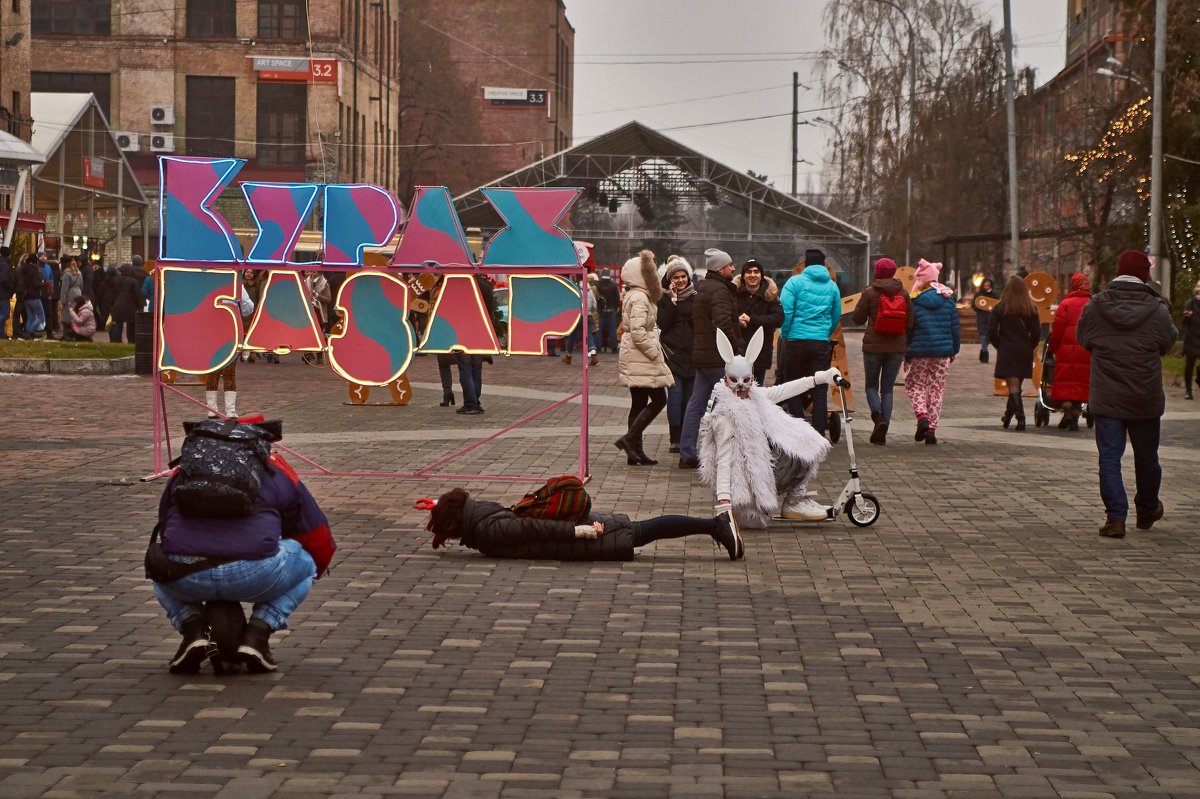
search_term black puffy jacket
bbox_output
[457,499,635,561]
[657,292,695,377]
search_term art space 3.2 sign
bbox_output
[156,155,583,385]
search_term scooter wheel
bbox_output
[846,493,881,527]
[827,412,841,444]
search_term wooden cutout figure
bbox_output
[344,372,413,406]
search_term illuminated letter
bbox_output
[158,267,242,373]
[507,275,581,355]
[327,271,415,385]
[322,184,401,266]
[159,156,245,262]
[243,271,325,353]
[242,183,320,264]
[479,187,580,267]
[419,275,500,353]
[390,186,476,268]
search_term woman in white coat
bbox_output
[615,250,674,466]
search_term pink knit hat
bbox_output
[914,259,941,284]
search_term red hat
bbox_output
[1116,250,1151,283]
[873,258,898,280]
[1070,272,1089,292]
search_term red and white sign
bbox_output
[252,57,340,87]
[82,156,105,189]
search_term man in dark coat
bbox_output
[1075,250,1177,539]
[108,263,143,343]
[678,248,743,469]
[16,253,45,338]
[733,258,784,387]
[596,268,621,352]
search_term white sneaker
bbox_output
[781,497,830,521]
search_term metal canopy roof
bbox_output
[454,121,869,273]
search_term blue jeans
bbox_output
[153,538,316,632]
[24,298,44,334]
[456,352,483,408]
[600,311,618,351]
[862,351,904,423]
[1093,415,1161,523]
[679,366,724,461]
[976,312,990,353]
[665,370,695,430]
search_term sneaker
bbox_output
[168,617,211,675]
[1098,519,1126,538]
[780,497,829,521]
[678,457,698,469]
[713,508,744,560]
[1186,391,1194,400]
[914,417,929,442]
[925,433,938,445]
[237,618,278,673]
[869,421,887,445]
[1135,501,1163,531]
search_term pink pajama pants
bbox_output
[904,357,951,432]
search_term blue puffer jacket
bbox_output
[779,265,842,341]
[906,288,961,358]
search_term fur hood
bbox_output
[732,274,779,302]
[621,250,662,304]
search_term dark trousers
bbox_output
[110,318,134,343]
[632,514,720,547]
[1185,353,1198,393]
[627,386,667,429]
[781,339,832,432]
[1093,415,1161,523]
[600,311,618,352]
[456,353,483,409]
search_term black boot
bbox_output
[615,407,660,465]
[668,424,681,454]
[1014,396,1026,431]
[1067,411,1081,432]
[980,349,989,363]
[237,618,278,673]
[169,616,211,675]
[440,391,455,407]
[1057,401,1072,429]
[1001,395,1016,429]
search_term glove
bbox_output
[814,368,842,386]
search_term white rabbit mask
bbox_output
[716,327,764,399]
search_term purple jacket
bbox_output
[158,458,330,564]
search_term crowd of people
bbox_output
[0,247,149,342]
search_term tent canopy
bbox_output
[31,92,147,212]
[454,121,869,279]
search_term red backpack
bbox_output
[510,476,592,522]
[873,292,908,336]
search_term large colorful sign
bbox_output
[156,156,584,385]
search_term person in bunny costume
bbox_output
[698,327,843,529]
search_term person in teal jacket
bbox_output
[778,249,842,433]
[904,259,961,445]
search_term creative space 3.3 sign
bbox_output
[156,156,584,385]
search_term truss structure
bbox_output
[456,121,871,280]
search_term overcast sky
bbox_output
[567,0,1067,193]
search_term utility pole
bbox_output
[1150,0,1168,298]
[1002,0,1020,276]
[791,72,799,197]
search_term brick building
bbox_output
[28,0,404,249]
[421,0,573,185]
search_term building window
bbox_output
[31,71,111,118]
[257,84,306,167]
[186,77,235,157]
[187,0,236,39]
[258,0,307,40]
[31,0,111,36]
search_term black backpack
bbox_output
[170,419,282,518]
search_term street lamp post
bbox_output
[1150,0,1168,298]
[871,0,915,267]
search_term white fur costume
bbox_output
[697,328,838,527]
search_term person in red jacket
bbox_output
[1047,273,1093,431]
[150,418,335,674]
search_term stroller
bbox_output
[1033,340,1093,430]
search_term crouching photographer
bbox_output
[146,416,335,674]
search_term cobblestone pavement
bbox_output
[2,334,1199,798]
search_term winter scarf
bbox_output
[671,282,696,303]
[698,382,831,517]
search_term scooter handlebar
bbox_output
[835,377,852,389]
